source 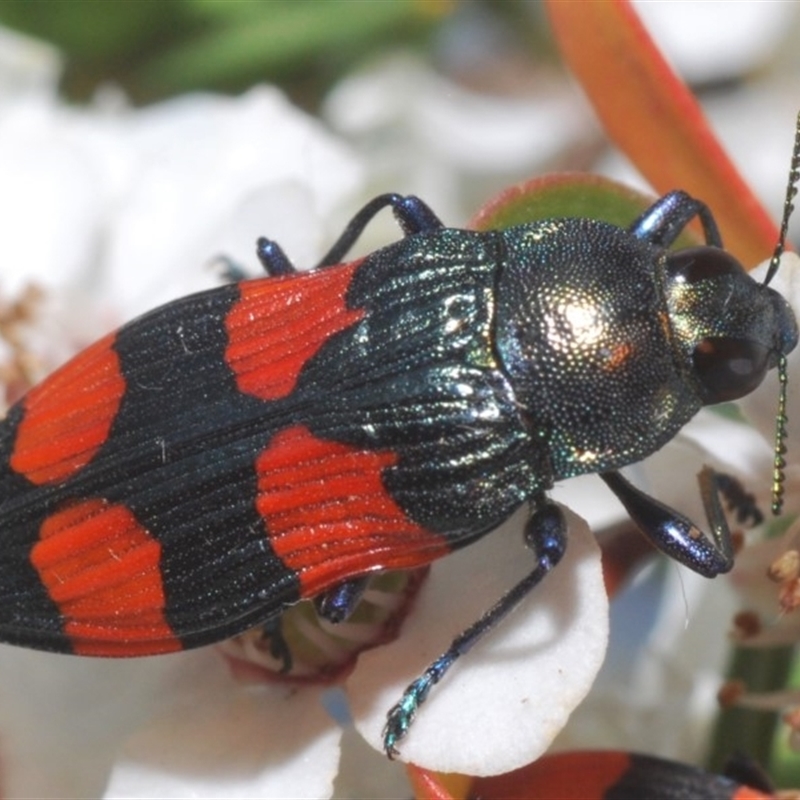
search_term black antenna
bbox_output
[763,113,800,286]
[767,112,800,514]
[772,353,788,515]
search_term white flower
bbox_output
[704,256,800,744]
[346,507,606,776]
[554,253,800,762]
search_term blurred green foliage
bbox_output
[0,0,450,107]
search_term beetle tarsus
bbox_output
[714,472,763,527]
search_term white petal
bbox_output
[0,26,61,98]
[0,646,190,797]
[347,506,607,775]
[728,516,800,645]
[556,558,740,761]
[634,410,773,526]
[332,725,411,799]
[100,87,363,316]
[633,0,794,84]
[105,649,340,799]
[0,99,105,296]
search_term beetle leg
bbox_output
[317,193,444,268]
[382,499,567,758]
[713,472,763,527]
[209,254,252,282]
[255,194,444,276]
[255,237,298,276]
[629,190,722,248]
[314,576,370,623]
[260,614,294,673]
[600,467,735,578]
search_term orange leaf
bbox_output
[406,764,470,800]
[546,0,779,267]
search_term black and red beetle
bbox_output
[468,750,779,800]
[0,132,797,755]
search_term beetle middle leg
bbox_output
[382,498,567,757]
[255,193,444,277]
[316,194,444,268]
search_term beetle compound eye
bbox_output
[692,338,771,404]
[666,246,746,285]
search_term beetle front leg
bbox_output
[600,467,735,578]
[629,190,722,248]
[382,498,567,757]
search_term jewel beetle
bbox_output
[468,750,778,800]
[0,128,798,760]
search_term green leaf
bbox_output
[137,1,436,94]
[470,173,699,249]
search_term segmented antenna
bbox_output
[772,353,789,515]
[763,114,800,287]
[767,112,800,515]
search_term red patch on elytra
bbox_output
[255,425,450,596]
[10,333,126,485]
[225,261,365,401]
[31,498,180,655]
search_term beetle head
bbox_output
[664,245,798,405]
